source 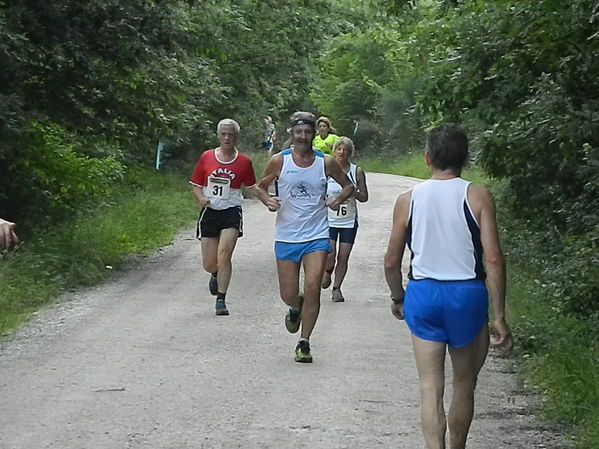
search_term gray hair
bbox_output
[289,111,316,130]
[333,136,355,154]
[217,118,240,135]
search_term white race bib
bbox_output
[206,176,231,199]
[328,199,356,221]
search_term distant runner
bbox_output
[312,116,338,156]
[262,116,276,155]
[256,111,354,362]
[190,119,272,316]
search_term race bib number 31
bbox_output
[206,176,231,199]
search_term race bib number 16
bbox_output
[206,176,231,199]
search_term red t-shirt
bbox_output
[190,149,256,210]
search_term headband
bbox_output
[290,119,315,128]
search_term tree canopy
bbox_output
[1,0,597,320]
[0,0,341,224]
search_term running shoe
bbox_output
[209,276,218,296]
[321,272,332,289]
[295,340,313,363]
[285,294,304,333]
[332,288,345,302]
[215,299,229,316]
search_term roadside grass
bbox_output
[0,169,197,335]
[357,152,430,179]
[357,151,489,184]
[249,150,270,180]
[507,269,599,449]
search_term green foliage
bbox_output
[1,1,219,150]
[507,266,599,449]
[311,31,392,130]
[310,14,426,155]
[501,212,599,318]
[0,168,197,334]
[0,0,344,228]
[413,0,599,234]
[2,120,125,226]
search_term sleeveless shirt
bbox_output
[275,149,329,243]
[406,177,485,281]
[326,163,358,228]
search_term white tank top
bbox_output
[275,149,329,243]
[407,177,485,281]
[326,164,358,228]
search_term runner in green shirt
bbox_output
[312,116,339,156]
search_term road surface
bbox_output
[0,173,571,448]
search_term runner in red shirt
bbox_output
[190,119,271,316]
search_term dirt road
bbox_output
[0,173,571,448]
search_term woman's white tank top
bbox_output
[326,163,358,228]
[407,177,485,281]
[275,149,329,243]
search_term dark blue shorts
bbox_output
[274,238,331,263]
[404,279,488,348]
[329,225,358,244]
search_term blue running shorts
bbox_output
[274,238,331,263]
[404,279,488,348]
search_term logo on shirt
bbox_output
[290,182,313,200]
[209,167,236,180]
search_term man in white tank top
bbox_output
[384,124,513,449]
[256,112,354,363]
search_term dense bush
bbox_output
[411,0,599,318]
[2,120,125,227]
[0,0,341,228]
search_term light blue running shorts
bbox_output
[274,238,331,263]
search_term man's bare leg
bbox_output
[412,335,448,449]
[300,250,327,339]
[276,259,302,308]
[201,237,219,274]
[214,228,239,293]
[447,325,489,449]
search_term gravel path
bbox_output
[0,173,572,449]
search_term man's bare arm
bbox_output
[384,191,411,320]
[256,154,283,212]
[470,184,513,350]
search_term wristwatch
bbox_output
[390,295,404,305]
